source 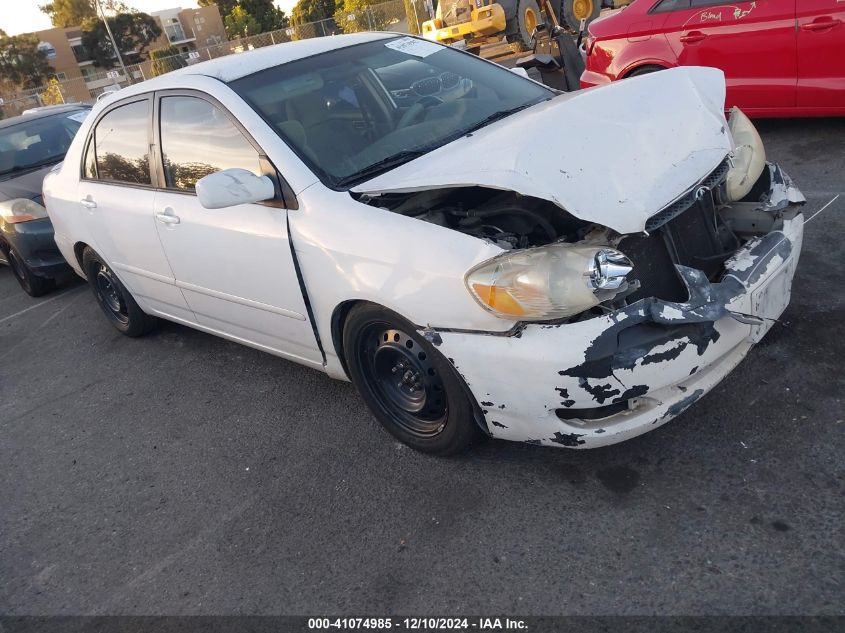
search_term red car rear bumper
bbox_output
[580,69,613,90]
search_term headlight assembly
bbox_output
[0,198,49,224]
[465,243,633,321]
[726,107,766,202]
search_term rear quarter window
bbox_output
[652,0,691,12]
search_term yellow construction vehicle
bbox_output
[422,0,629,51]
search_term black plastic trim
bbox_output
[287,214,326,366]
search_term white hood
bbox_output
[354,66,732,235]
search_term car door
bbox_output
[151,91,322,366]
[79,96,195,322]
[797,0,845,110]
[661,0,797,110]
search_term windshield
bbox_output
[230,37,553,188]
[0,110,88,179]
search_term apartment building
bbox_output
[32,5,227,95]
[150,5,228,53]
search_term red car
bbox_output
[580,0,845,117]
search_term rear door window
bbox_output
[90,100,152,185]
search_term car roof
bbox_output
[0,104,91,129]
[92,32,400,109]
[167,32,396,83]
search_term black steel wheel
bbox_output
[82,247,157,337]
[343,304,483,455]
[94,263,130,325]
[365,327,448,437]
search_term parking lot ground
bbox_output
[1,119,843,616]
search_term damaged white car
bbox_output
[44,33,805,454]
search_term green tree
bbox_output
[334,0,388,33]
[39,0,130,28]
[224,5,261,38]
[198,0,238,20]
[403,0,422,34]
[291,0,336,25]
[0,33,52,90]
[241,0,289,31]
[39,77,66,105]
[81,12,162,68]
[150,45,187,77]
[209,1,289,35]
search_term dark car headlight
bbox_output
[0,198,49,224]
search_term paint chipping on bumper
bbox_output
[426,202,804,449]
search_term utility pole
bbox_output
[94,0,132,85]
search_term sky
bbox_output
[1,0,298,36]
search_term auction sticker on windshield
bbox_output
[384,37,442,58]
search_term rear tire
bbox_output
[626,64,665,78]
[561,0,601,33]
[2,244,55,297]
[343,303,482,455]
[506,0,542,52]
[82,247,157,337]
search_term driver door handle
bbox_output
[680,31,707,44]
[80,197,97,209]
[155,211,180,225]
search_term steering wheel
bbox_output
[396,96,444,129]
[397,102,425,129]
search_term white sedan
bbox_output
[44,33,805,454]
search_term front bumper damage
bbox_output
[423,165,805,448]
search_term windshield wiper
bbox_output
[460,100,547,137]
[335,149,427,188]
[1,157,63,178]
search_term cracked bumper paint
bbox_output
[427,212,804,449]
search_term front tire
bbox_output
[82,247,157,337]
[343,303,482,455]
[2,244,55,297]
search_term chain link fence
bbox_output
[1,0,420,118]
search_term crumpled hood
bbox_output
[354,66,732,235]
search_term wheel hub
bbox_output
[95,266,128,324]
[524,6,538,35]
[365,327,447,436]
[573,0,593,21]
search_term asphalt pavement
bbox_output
[1,118,843,616]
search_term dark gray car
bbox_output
[0,105,90,296]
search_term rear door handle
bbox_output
[155,211,180,225]
[801,18,841,32]
[680,31,707,44]
[80,197,97,209]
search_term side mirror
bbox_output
[196,168,275,209]
[509,66,530,79]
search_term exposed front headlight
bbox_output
[726,107,766,202]
[465,243,633,320]
[0,198,48,224]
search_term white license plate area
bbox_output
[749,257,795,341]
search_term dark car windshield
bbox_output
[0,110,88,179]
[230,37,553,188]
